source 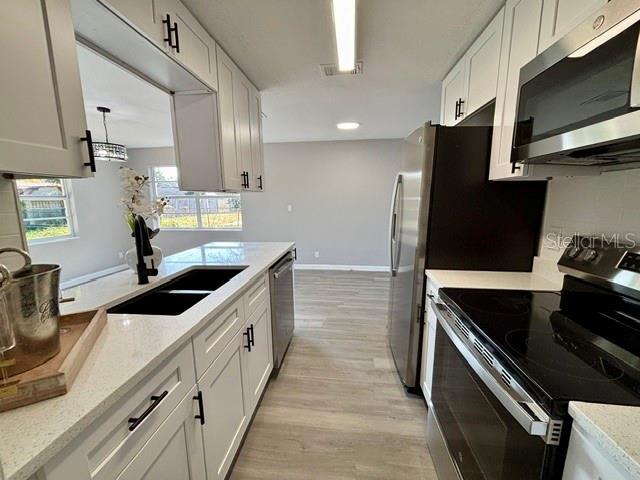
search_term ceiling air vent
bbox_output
[320,61,363,77]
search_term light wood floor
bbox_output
[230,270,437,479]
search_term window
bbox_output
[150,167,242,230]
[16,178,76,243]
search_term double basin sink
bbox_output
[108,267,246,316]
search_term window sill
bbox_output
[161,228,243,233]
[27,235,79,246]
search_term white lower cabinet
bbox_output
[116,385,206,480]
[563,421,632,480]
[199,328,252,480]
[420,279,438,402]
[245,306,273,409]
[41,273,276,480]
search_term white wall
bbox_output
[128,139,402,267]
[28,162,132,281]
[540,169,640,261]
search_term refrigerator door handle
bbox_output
[389,174,402,274]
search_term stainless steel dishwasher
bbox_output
[270,252,295,372]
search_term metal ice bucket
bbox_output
[0,248,61,376]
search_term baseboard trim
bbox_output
[61,263,129,290]
[294,264,389,272]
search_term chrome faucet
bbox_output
[133,215,158,285]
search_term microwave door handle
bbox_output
[631,27,640,107]
[432,302,555,442]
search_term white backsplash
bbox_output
[0,177,27,271]
[540,169,640,262]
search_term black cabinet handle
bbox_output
[454,99,459,120]
[458,99,465,118]
[257,175,263,190]
[243,328,252,352]
[173,20,180,53]
[241,171,250,189]
[162,14,179,52]
[128,390,168,431]
[249,323,255,347]
[81,130,96,173]
[193,391,205,425]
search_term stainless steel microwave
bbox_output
[514,0,640,167]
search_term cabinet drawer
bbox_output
[244,273,269,319]
[192,298,244,378]
[45,342,196,480]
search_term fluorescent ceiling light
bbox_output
[332,0,356,72]
[337,122,360,130]
[569,9,640,58]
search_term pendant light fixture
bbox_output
[93,106,128,162]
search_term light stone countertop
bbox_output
[425,268,562,291]
[569,402,640,479]
[0,241,294,480]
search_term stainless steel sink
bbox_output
[108,267,246,316]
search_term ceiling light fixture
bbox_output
[337,122,360,130]
[331,0,356,72]
[93,106,128,162]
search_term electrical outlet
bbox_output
[287,204,293,212]
[314,251,320,259]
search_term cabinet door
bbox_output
[249,86,265,191]
[216,46,243,191]
[562,422,631,480]
[116,386,206,480]
[163,0,218,91]
[538,0,607,53]
[245,308,273,410]
[0,0,91,178]
[464,8,505,116]
[100,0,164,46]
[233,73,254,191]
[440,59,466,126]
[489,0,543,180]
[199,329,251,480]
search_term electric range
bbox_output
[426,237,640,480]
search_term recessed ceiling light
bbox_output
[332,0,356,72]
[337,122,360,130]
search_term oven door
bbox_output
[514,1,640,165]
[429,301,562,480]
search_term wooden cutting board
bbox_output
[0,309,107,412]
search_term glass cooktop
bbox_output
[439,276,640,412]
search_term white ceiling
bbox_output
[182,0,504,143]
[77,45,174,148]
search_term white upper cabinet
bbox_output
[0,0,92,178]
[489,0,544,180]
[216,45,264,192]
[217,46,245,191]
[538,0,607,53]
[464,8,505,116]
[98,0,165,45]
[157,0,218,91]
[440,59,466,126]
[249,86,265,191]
[440,7,504,126]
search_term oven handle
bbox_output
[432,300,555,441]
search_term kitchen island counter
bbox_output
[0,242,294,480]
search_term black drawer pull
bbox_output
[243,328,252,352]
[80,130,96,172]
[128,390,168,431]
[249,323,255,347]
[193,391,205,425]
[257,175,263,190]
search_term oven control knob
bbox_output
[567,246,581,258]
[584,248,598,262]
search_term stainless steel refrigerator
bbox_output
[388,110,547,389]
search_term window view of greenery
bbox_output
[16,178,75,242]
[151,167,242,230]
